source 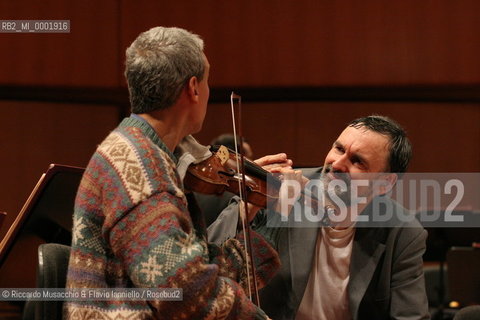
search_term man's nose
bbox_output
[331,155,349,173]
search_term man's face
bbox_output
[324,126,390,176]
[320,126,392,215]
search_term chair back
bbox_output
[36,243,71,320]
[454,305,480,320]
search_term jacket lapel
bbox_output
[348,228,386,320]
[288,225,320,311]
[286,167,323,310]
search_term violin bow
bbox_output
[230,92,260,306]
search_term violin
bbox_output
[184,143,270,306]
[185,92,307,307]
[184,145,282,208]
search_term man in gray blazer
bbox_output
[257,115,429,319]
[207,115,429,319]
[256,183,428,320]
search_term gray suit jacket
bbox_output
[257,168,429,319]
[258,207,429,320]
[207,167,430,319]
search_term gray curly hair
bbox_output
[125,27,205,113]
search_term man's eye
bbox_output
[335,146,344,153]
[353,159,365,168]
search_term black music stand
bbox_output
[0,164,84,272]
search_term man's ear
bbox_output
[375,173,398,196]
[186,76,199,102]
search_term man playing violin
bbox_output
[65,26,293,319]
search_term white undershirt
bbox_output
[296,226,356,320]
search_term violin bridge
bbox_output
[216,145,230,165]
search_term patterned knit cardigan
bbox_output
[65,117,280,319]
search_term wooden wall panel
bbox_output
[121,0,480,87]
[0,101,120,241]
[195,102,297,160]
[0,0,478,87]
[0,0,120,87]
[296,102,480,172]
